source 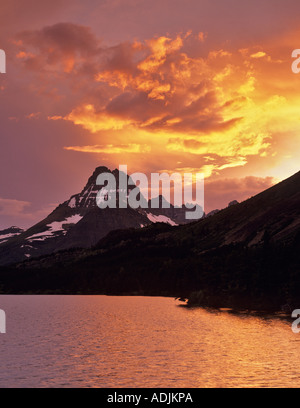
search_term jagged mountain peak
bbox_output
[0,165,195,265]
[84,166,111,188]
[66,166,140,210]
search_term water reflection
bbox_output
[0,295,299,388]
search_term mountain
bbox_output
[147,195,202,225]
[1,170,299,312]
[184,170,300,249]
[0,227,24,245]
[0,166,200,266]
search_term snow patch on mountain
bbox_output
[68,197,76,208]
[147,213,178,226]
[0,233,18,240]
[27,214,83,242]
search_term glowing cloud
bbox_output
[15,24,300,181]
[64,144,151,154]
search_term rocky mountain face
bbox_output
[0,166,201,265]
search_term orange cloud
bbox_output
[14,22,99,73]
[250,51,267,59]
[15,24,300,182]
[64,104,132,132]
[64,143,151,154]
[26,112,41,119]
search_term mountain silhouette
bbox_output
[0,170,299,312]
[0,166,200,265]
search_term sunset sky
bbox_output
[1,0,300,228]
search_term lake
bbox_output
[0,295,299,388]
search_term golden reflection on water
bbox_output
[0,295,299,388]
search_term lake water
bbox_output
[0,295,299,388]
